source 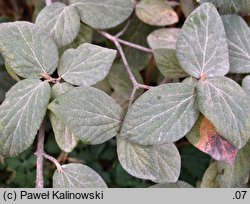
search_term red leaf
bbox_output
[196,117,238,165]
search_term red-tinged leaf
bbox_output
[187,116,238,165]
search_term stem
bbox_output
[117,39,152,53]
[98,30,153,106]
[43,153,63,172]
[35,120,45,188]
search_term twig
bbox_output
[45,0,52,5]
[115,19,131,38]
[43,153,63,172]
[98,30,153,106]
[117,39,152,53]
[35,120,45,188]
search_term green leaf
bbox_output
[68,23,93,48]
[0,67,16,102]
[69,0,134,29]
[117,137,181,183]
[182,76,198,87]
[153,49,188,78]
[217,141,250,187]
[121,17,154,71]
[136,0,178,26]
[197,77,250,148]
[108,63,143,100]
[0,79,51,156]
[5,62,21,82]
[0,22,58,78]
[48,86,123,145]
[147,28,181,49]
[50,83,79,153]
[180,0,197,17]
[200,162,220,188]
[53,163,107,188]
[200,0,250,15]
[120,83,199,145]
[222,15,250,73]
[150,180,193,188]
[35,2,80,48]
[176,3,229,78]
[242,75,250,94]
[58,43,117,86]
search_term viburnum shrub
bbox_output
[0,0,250,188]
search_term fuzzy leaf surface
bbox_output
[70,0,133,29]
[197,77,250,148]
[147,28,181,49]
[176,3,229,78]
[50,83,78,153]
[154,49,188,78]
[53,163,107,188]
[0,22,58,78]
[0,79,51,156]
[48,86,123,144]
[117,137,181,183]
[120,83,199,145]
[58,43,116,86]
[222,15,250,73]
[136,0,178,26]
[35,2,80,47]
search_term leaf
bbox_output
[153,49,188,78]
[197,77,250,148]
[136,0,178,26]
[93,78,112,95]
[35,2,80,48]
[176,3,229,79]
[48,86,123,145]
[217,141,250,187]
[117,137,181,183]
[53,163,107,188]
[5,62,21,82]
[200,162,220,188]
[107,63,143,100]
[182,76,198,87]
[242,75,250,94]
[69,0,134,29]
[187,116,238,165]
[0,79,51,156]
[0,67,16,102]
[120,83,199,145]
[69,23,93,48]
[0,22,58,78]
[58,43,117,86]
[50,83,79,153]
[180,0,197,17]
[200,0,250,15]
[150,180,193,188]
[121,17,154,71]
[147,28,181,49]
[222,15,250,73]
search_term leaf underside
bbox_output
[0,21,58,78]
[176,3,229,78]
[120,83,199,145]
[53,163,107,188]
[0,79,51,156]
[197,77,250,148]
[48,86,123,145]
[117,137,181,183]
